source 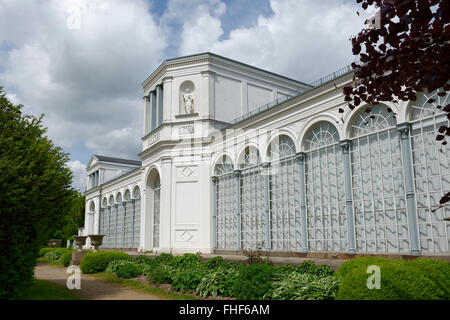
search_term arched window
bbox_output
[115,192,124,248]
[304,122,347,252]
[108,195,114,206]
[153,175,161,249]
[214,155,234,175]
[409,90,450,253]
[132,186,141,199]
[350,104,409,253]
[268,135,296,160]
[239,145,265,249]
[131,186,141,248]
[304,122,339,150]
[410,89,449,120]
[267,135,300,251]
[350,104,396,137]
[99,198,108,243]
[123,189,132,248]
[240,146,261,169]
[214,155,237,250]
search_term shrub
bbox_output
[115,264,140,279]
[39,248,57,257]
[232,263,276,300]
[60,250,73,267]
[171,266,207,292]
[154,253,174,265]
[172,253,202,268]
[147,264,176,284]
[204,256,224,269]
[80,251,130,274]
[105,259,135,273]
[44,248,71,261]
[196,267,240,297]
[267,272,340,300]
[407,258,450,298]
[133,255,154,265]
[337,257,447,300]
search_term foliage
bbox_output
[204,256,243,271]
[0,88,74,299]
[171,253,202,268]
[196,267,240,297]
[147,264,176,284]
[60,250,73,267]
[39,248,58,257]
[277,260,335,278]
[115,264,141,279]
[49,191,86,244]
[267,272,340,300]
[132,255,155,265]
[80,251,130,274]
[232,263,277,300]
[44,248,71,261]
[171,266,207,292]
[343,0,450,205]
[105,259,136,273]
[154,253,175,265]
[337,257,449,300]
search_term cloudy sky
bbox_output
[0,0,371,191]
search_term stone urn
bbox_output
[88,234,105,252]
[74,236,88,252]
[48,239,62,248]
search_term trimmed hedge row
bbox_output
[337,257,450,300]
[80,251,131,274]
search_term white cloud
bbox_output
[67,160,87,191]
[0,0,166,152]
[177,0,369,82]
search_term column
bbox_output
[163,76,173,122]
[143,95,150,135]
[212,176,218,249]
[262,162,271,251]
[234,170,242,250]
[156,85,163,127]
[150,91,156,131]
[339,140,356,254]
[296,152,308,253]
[397,123,420,255]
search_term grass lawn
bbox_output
[13,279,82,300]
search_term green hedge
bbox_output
[337,257,449,300]
[232,263,277,300]
[80,251,130,274]
[60,251,73,267]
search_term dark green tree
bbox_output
[50,190,85,244]
[0,87,74,299]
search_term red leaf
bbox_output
[436,134,445,141]
[338,108,345,113]
[365,107,372,113]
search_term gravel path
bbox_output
[34,263,161,300]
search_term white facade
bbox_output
[84,52,450,256]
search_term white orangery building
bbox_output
[83,52,449,256]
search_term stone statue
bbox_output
[183,93,194,113]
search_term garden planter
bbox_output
[74,236,87,252]
[88,234,105,252]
